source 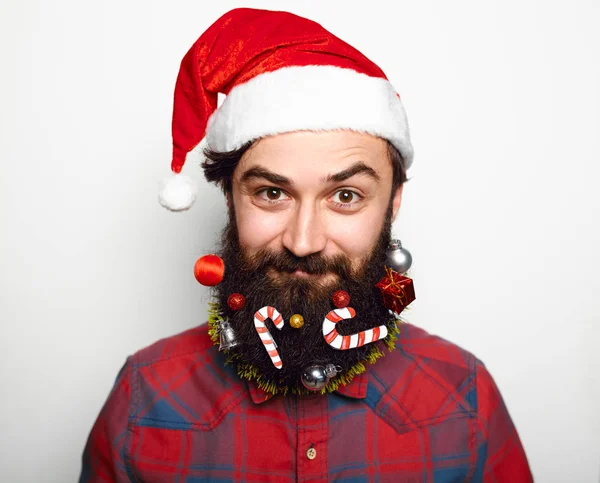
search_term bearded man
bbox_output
[80,8,532,482]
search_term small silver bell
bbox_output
[300,364,340,391]
[218,320,239,351]
[386,239,413,273]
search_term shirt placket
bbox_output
[296,394,329,482]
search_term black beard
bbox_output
[212,206,393,391]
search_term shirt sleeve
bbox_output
[474,360,533,482]
[79,357,133,483]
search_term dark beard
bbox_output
[212,206,393,391]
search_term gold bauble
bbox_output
[289,314,305,329]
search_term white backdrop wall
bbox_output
[1,0,599,481]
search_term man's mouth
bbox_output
[293,269,315,278]
[265,267,340,287]
[267,267,327,279]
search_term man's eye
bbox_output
[331,189,360,204]
[258,188,289,202]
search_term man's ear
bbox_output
[391,184,404,223]
[225,191,232,209]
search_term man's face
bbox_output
[215,130,404,390]
[230,130,403,286]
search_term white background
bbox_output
[1,0,599,481]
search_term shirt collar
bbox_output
[247,370,369,404]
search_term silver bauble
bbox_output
[385,239,413,273]
[300,364,339,391]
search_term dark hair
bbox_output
[202,137,408,195]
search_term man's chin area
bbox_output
[217,262,393,393]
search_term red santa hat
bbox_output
[159,7,414,211]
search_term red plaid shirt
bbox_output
[79,322,532,482]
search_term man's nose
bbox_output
[282,202,327,258]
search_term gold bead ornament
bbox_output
[289,314,305,329]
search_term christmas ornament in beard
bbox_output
[213,208,394,390]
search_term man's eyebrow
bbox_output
[324,161,380,183]
[239,166,294,187]
[239,161,380,187]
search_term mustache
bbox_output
[238,247,355,277]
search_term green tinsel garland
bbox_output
[207,300,407,396]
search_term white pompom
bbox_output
[158,174,197,212]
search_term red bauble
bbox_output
[227,293,246,311]
[331,290,351,308]
[193,254,225,286]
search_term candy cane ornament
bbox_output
[322,307,388,350]
[254,306,285,369]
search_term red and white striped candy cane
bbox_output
[322,307,388,350]
[254,306,285,369]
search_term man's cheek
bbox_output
[327,213,382,256]
[236,210,286,250]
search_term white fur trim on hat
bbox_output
[205,65,414,168]
[158,174,197,212]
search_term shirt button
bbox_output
[306,447,317,460]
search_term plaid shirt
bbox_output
[79,322,532,482]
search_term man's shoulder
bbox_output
[395,322,481,370]
[124,323,245,431]
[130,323,215,365]
[365,322,482,434]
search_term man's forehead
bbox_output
[236,130,390,179]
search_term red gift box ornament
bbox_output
[375,267,416,315]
